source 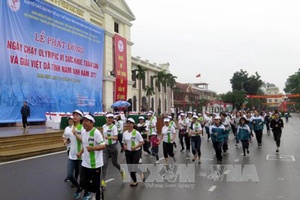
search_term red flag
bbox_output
[196,73,201,78]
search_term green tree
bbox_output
[132,65,147,112]
[221,90,246,110]
[230,69,263,94]
[153,70,177,112]
[144,86,155,110]
[284,69,300,110]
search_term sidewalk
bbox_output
[0,125,61,138]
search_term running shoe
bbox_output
[82,193,92,200]
[101,180,106,187]
[120,168,126,180]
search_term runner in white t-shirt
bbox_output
[77,114,105,200]
[123,118,144,187]
[159,118,177,165]
[101,113,125,188]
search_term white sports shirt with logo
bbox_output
[81,128,105,169]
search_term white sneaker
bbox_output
[139,158,142,163]
[144,152,149,156]
[155,160,160,164]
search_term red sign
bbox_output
[114,34,128,101]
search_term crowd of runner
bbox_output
[62,109,285,200]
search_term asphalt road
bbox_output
[1,114,300,200]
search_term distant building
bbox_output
[174,82,219,112]
[265,84,282,109]
[130,57,173,113]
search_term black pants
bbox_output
[272,130,282,147]
[163,142,174,158]
[254,129,263,144]
[179,130,190,150]
[118,134,123,150]
[241,140,249,155]
[212,141,222,161]
[125,150,140,182]
[266,123,270,132]
[222,137,229,152]
[22,115,28,128]
[80,166,101,200]
[191,137,201,157]
[205,126,211,139]
[142,135,151,155]
[151,146,159,160]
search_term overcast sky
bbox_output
[125,0,300,94]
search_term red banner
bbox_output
[247,94,300,98]
[114,34,128,101]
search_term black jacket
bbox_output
[21,106,30,117]
[270,118,284,132]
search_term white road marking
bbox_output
[208,185,217,192]
[199,172,207,177]
[0,151,66,166]
[105,178,115,183]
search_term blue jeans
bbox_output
[191,136,201,157]
[67,159,81,190]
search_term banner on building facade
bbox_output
[0,0,104,122]
[114,34,128,101]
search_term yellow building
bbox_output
[44,0,173,113]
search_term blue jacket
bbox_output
[237,124,250,140]
[251,116,264,131]
[210,124,226,142]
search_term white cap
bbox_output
[73,110,83,117]
[83,114,95,123]
[147,112,152,116]
[180,113,185,116]
[139,116,145,120]
[126,118,135,124]
[151,132,157,135]
[192,115,198,119]
[168,116,172,119]
[106,113,114,118]
[214,116,221,120]
[164,118,170,122]
[198,113,202,116]
[187,111,193,114]
[114,114,120,118]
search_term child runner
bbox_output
[250,110,264,147]
[150,132,160,164]
[270,111,284,153]
[189,115,203,164]
[210,116,226,163]
[237,117,251,157]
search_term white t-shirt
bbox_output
[122,129,144,151]
[161,125,176,143]
[146,119,157,136]
[63,126,72,150]
[64,125,84,160]
[179,118,188,130]
[116,120,124,134]
[81,128,105,169]
[102,124,118,145]
[66,124,84,160]
[189,122,203,137]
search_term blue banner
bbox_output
[0,0,104,123]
